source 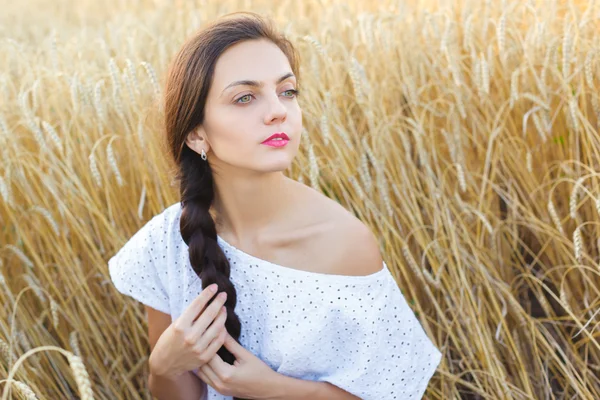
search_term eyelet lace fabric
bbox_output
[108,202,442,400]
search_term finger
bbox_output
[222,332,246,358]
[200,363,223,390]
[200,328,227,362]
[191,291,228,333]
[176,284,219,327]
[195,368,214,387]
[189,305,227,347]
[207,351,232,379]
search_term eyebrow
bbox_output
[220,72,295,97]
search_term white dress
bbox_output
[108,201,442,400]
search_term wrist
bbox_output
[263,371,320,400]
[148,354,182,380]
[263,371,288,400]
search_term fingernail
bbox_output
[219,292,227,299]
[209,284,218,292]
[221,306,226,312]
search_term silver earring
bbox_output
[201,148,207,161]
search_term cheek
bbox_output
[286,102,303,126]
[207,107,247,140]
[208,118,257,157]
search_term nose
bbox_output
[263,92,287,124]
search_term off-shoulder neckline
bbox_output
[216,234,389,283]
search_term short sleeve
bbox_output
[108,212,171,314]
[314,266,442,399]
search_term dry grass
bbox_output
[1,0,599,398]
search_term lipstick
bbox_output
[262,132,289,147]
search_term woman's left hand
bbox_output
[195,332,280,399]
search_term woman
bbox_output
[108,11,442,400]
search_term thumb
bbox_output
[223,332,246,358]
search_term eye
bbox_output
[235,94,254,104]
[282,89,299,98]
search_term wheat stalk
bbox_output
[463,13,473,50]
[0,338,12,363]
[67,353,94,399]
[88,151,102,188]
[307,143,319,190]
[69,331,82,357]
[507,294,527,327]
[568,96,580,133]
[108,58,121,95]
[20,96,45,149]
[348,175,366,200]
[22,275,46,303]
[41,121,63,152]
[480,54,490,95]
[532,114,548,142]
[573,225,584,264]
[30,206,60,236]
[547,199,564,235]
[348,57,365,103]
[585,49,596,89]
[30,79,40,112]
[137,184,147,221]
[5,245,34,269]
[333,125,352,149]
[456,163,467,193]
[562,23,572,80]
[509,70,519,110]
[125,58,140,95]
[0,174,13,207]
[108,59,124,117]
[569,177,584,220]
[106,140,124,187]
[69,75,80,112]
[12,381,38,400]
[140,61,160,99]
[560,285,571,313]
[16,331,31,353]
[497,12,506,57]
[320,115,330,146]
[50,299,59,329]
[358,152,372,192]
[402,243,425,282]
[301,35,326,56]
[592,94,600,126]
[376,171,393,217]
[93,80,105,122]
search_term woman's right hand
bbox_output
[149,284,228,379]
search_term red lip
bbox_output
[262,132,289,143]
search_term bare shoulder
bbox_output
[325,217,384,276]
[290,179,384,276]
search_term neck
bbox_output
[211,169,293,245]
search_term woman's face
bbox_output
[187,38,303,174]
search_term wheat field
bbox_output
[1,0,599,398]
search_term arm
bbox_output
[146,305,207,400]
[149,371,207,400]
[266,372,360,400]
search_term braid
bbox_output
[178,146,244,397]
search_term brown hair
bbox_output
[163,11,300,392]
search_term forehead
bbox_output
[211,39,293,91]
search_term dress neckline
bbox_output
[215,234,388,283]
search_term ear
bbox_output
[185,126,210,156]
